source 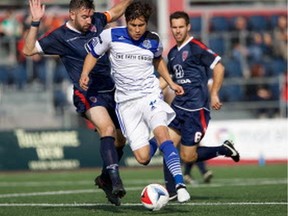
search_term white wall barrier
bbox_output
[201,119,288,161]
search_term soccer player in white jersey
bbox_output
[80,1,190,203]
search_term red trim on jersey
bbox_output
[191,38,208,50]
[200,109,207,134]
[191,38,218,57]
[74,89,91,110]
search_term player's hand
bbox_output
[29,0,45,21]
[79,73,89,91]
[170,83,184,95]
[211,94,222,110]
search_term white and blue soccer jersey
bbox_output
[167,36,221,111]
[36,12,114,92]
[85,26,163,103]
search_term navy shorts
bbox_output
[169,105,211,146]
[73,87,120,129]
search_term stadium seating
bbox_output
[219,58,244,102]
[11,65,27,89]
[0,66,9,84]
[208,35,226,56]
[270,14,280,27]
[248,15,269,31]
[224,58,243,77]
[210,16,230,32]
[53,63,69,84]
[190,16,202,33]
[270,59,287,76]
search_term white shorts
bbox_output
[116,92,175,151]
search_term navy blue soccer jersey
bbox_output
[167,36,221,110]
[37,12,114,92]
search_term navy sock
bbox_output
[159,140,184,186]
[149,137,158,158]
[196,161,207,175]
[163,158,176,195]
[196,146,225,162]
[100,136,119,184]
[184,162,194,176]
[100,136,119,166]
[116,145,125,162]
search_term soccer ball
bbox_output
[140,183,169,211]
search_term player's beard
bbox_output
[81,24,91,32]
[75,20,91,33]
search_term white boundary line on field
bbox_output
[0,202,287,207]
[0,178,286,187]
[0,178,287,199]
[0,187,143,198]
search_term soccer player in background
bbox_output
[22,0,133,206]
[162,84,213,186]
[161,11,240,199]
[80,1,191,203]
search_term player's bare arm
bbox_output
[79,52,98,91]
[159,76,169,90]
[153,57,184,95]
[210,62,225,110]
[22,0,45,56]
[108,0,134,22]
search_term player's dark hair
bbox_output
[169,11,190,26]
[69,0,95,11]
[125,1,153,23]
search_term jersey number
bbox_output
[194,132,203,143]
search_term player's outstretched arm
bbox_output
[22,0,45,56]
[154,57,184,95]
[79,53,98,91]
[108,0,133,22]
[159,76,169,90]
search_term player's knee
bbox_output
[135,155,151,166]
[103,125,116,137]
[181,151,198,163]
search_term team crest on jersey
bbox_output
[142,40,152,49]
[182,51,189,61]
[89,96,97,103]
[90,25,97,32]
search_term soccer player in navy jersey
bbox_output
[161,11,240,199]
[80,1,190,203]
[22,0,133,206]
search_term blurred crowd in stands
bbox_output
[0,8,287,119]
[193,12,287,118]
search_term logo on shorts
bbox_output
[149,100,156,110]
[89,96,97,103]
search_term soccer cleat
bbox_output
[176,184,190,203]
[223,140,240,162]
[108,169,126,198]
[168,192,178,201]
[203,170,213,183]
[112,179,126,199]
[94,175,121,206]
